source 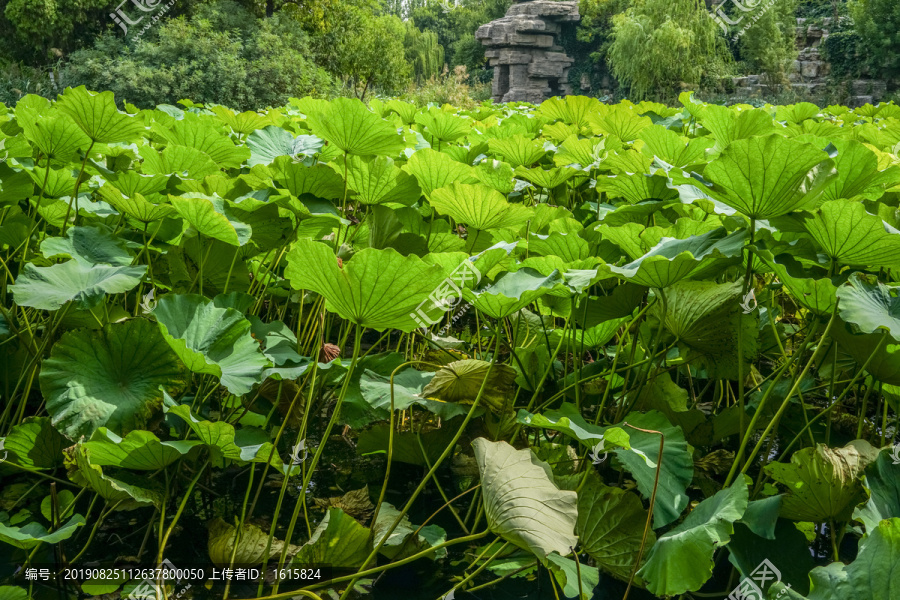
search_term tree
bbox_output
[405,21,446,83]
[738,0,799,91]
[849,0,900,80]
[333,14,411,99]
[606,0,724,100]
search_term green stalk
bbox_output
[339,329,504,600]
[271,323,364,594]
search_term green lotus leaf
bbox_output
[246,126,312,166]
[776,101,821,124]
[704,135,835,219]
[589,104,652,141]
[210,105,274,135]
[765,442,872,522]
[651,280,758,380]
[0,586,29,600]
[207,518,287,567]
[472,438,579,558]
[357,422,459,466]
[373,502,447,560]
[40,319,187,439]
[96,186,175,223]
[464,268,565,319]
[614,410,694,528]
[403,148,478,198]
[3,417,66,469]
[638,124,712,168]
[474,159,515,195]
[854,447,900,533]
[836,274,900,341]
[638,478,749,596]
[421,359,517,414]
[514,165,579,190]
[576,474,653,581]
[40,490,75,523]
[538,95,602,128]
[728,517,816,596]
[305,97,405,157]
[16,106,90,161]
[56,86,144,143]
[516,404,634,455]
[284,238,446,332]
[10,260,146,311]
[545,552,600,600]
[170,194,252,246]
[139,144,220,178]
[338,154,421,205]
[65,445,163,510]
[415,107,471,143]
[154,116,249,169]
[488,135,546,168]
[290,508,371,568]
[273,159,346,201]
[385,99,418,125]
[163,403,289,470]
[41,225,133,266]
[528,232,590,263]
[803,201,900,270]
[152,294,269,395]
[595,173,679,205]
[82,428,201,470]
[775,518,900,600]
[819,139,900,202]
[830,324,900,385]
[359,367,471,421]
[554,134,606,168]
[698,104,776,148]
[0,511,85,550]
[606,228,746,289]
[28,166,76,197]
[430,183,533,230]
[759,249,838,315]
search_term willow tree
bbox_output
[404,21,446,83]
[607,0,724,100]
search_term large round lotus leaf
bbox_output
[638,478,748,597]
[704,135,834,219]
[837,273,900,341]
[765,442,873,522]
[152,294,269,395]
[803,201,900,270]
[40,319,187,439]
[304,97,405,157]
[421,359,517,414]
[472,438,578,559]
[773,518,900,600]
[284,238,446,332]
[606,228,746,289]
[576,473,654,581]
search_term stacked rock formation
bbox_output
[476,1,580,104]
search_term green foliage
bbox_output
[849,0,900,79]
[0,90,898,600]
[61,2,333,110]
[404,21,445,84]
[607,0,725,100]
[737,0,799,89]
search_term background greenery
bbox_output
[0,0,898,108]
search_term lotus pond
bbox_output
[0,89,899,600]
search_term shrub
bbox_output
[61,1,333,110]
